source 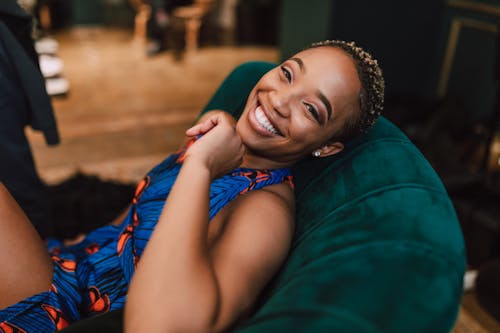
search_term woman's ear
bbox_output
[318,141,344,158]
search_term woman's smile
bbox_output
[247,101,282,138]
[255,106,280,135]
[236,46,363,168]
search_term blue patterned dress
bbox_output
[0,143,292,332]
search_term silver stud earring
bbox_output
[312,150,321,158]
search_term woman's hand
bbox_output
[185,112,245,179]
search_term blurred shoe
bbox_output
[39,54,63,78]
[463,269,478,291]
[45,77,69,96]
[35,37,59,55]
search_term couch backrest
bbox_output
[202,62,466,333]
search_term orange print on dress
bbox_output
[51,255,76,272]
[117,224,134,256]
[0,322,27,333]
[238,170,268,194]
[176,137,197,163]
[84,243,100,255]
[132,211,141,226]
[87,286,111,314]
[41,304,70,331]
[132,176,150,204]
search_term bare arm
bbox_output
[208,187,294,330]
[125,113,294,332]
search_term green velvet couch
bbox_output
[62,61,466,333]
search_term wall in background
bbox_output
[439,0,499,122]
[279,0,332,58]
[279,0,499,125]
[47,0,134,28]
[280,0,447,100]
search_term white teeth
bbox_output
[255,106,279,135]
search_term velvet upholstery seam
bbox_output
[296,138,429,200]
[268,239,464,303]
[294,182,450,247]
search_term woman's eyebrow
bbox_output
[318,91,332,120]
[290,57,305,72]
[290,56,332,120]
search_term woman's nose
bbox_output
[269,89,292,117]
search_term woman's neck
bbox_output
[240,151,292,170]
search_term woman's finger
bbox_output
[185,116,219,136]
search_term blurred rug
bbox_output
[48,173,136,240]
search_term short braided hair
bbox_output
[307,40,385,141]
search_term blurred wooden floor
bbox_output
[29,27,278,184]
[28,27,500,333]
[454,292,500,333]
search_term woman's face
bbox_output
[236,46,361,167]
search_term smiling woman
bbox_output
[0,40,386,333]
[236,44,377,168]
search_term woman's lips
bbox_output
[249,103,282,137]
[255,106,279,135]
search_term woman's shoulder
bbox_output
[261,182,295,210]
[208,176,294,248]
[230,182,295,227]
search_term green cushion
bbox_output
[202,62,465,333]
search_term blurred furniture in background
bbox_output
[235,0,279,46]
[171,0,215,55]
[213,0,238,45]
[129,0,151,43]
[434,1,500,270]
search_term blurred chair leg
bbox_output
[185,17,201,55]
[133,4,151,44]
[39,4,51,31]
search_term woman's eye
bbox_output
[281,66,291,83]
[304,103,320,122]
